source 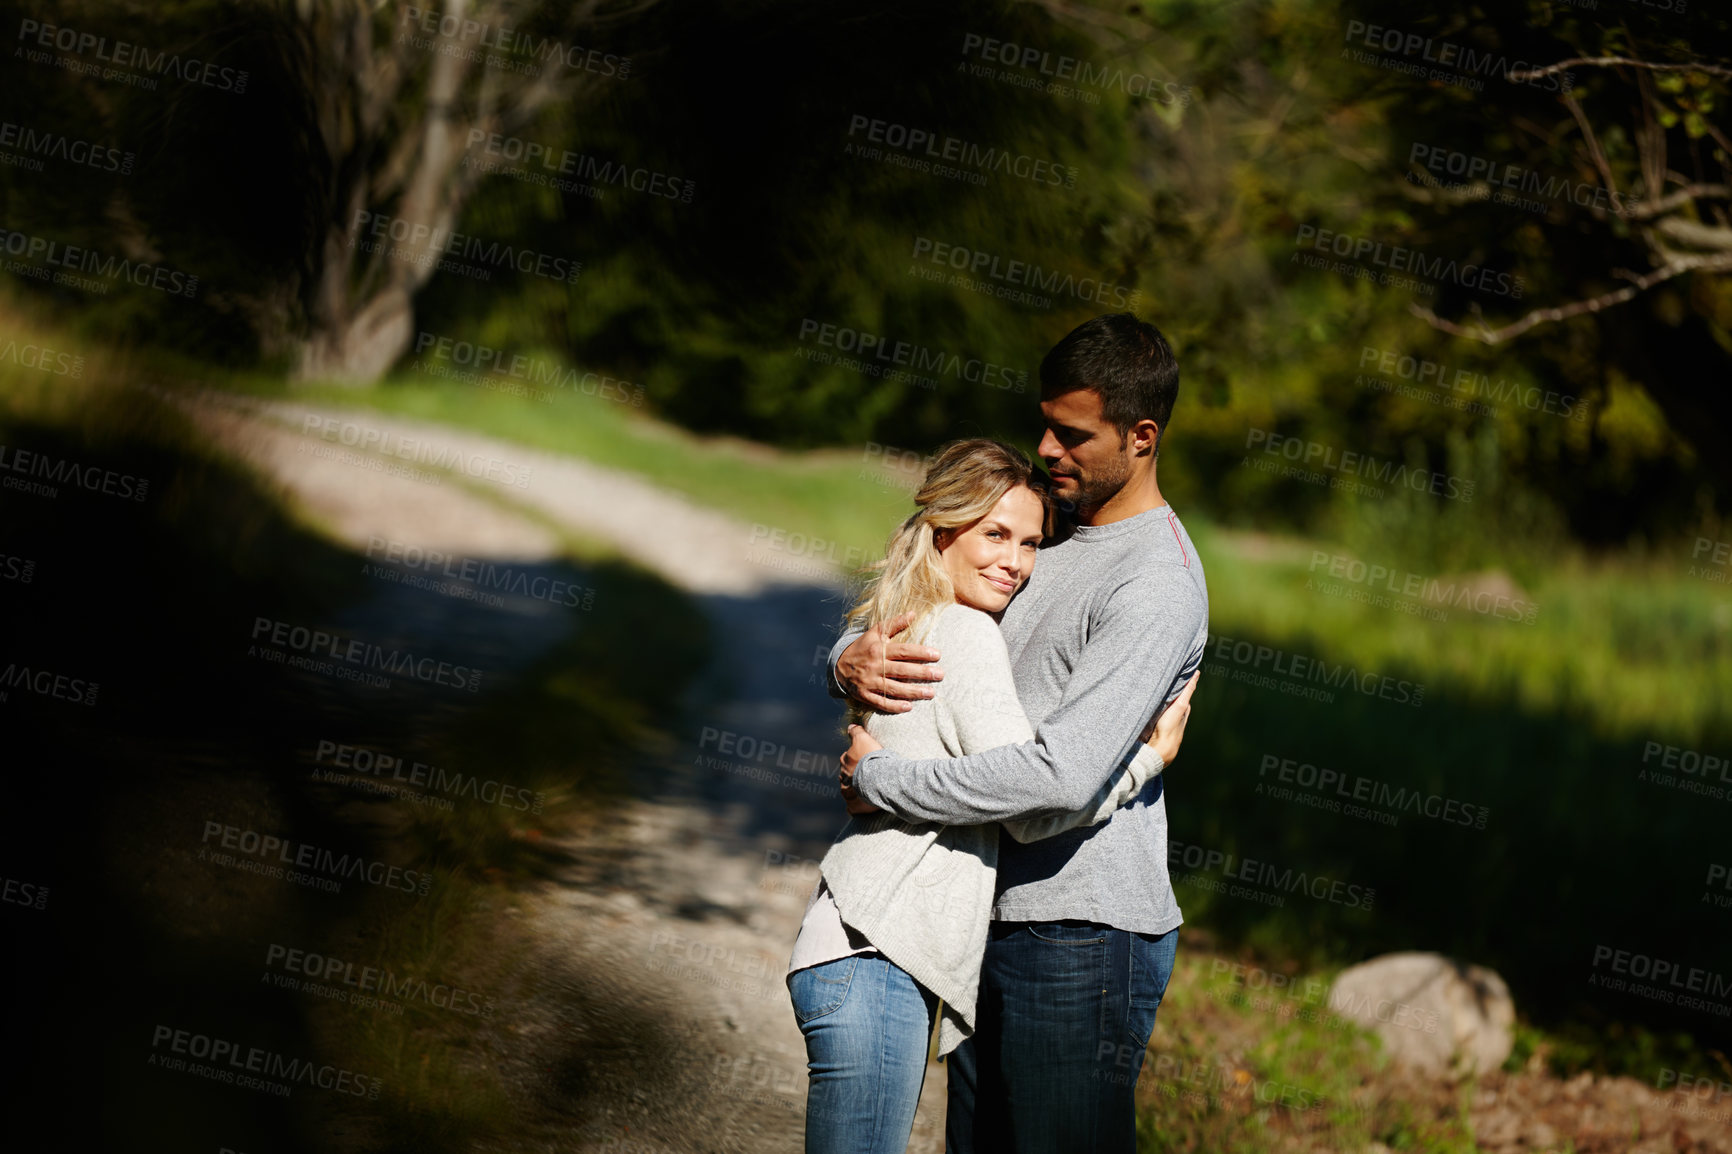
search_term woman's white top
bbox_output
[785,602,1165,1055]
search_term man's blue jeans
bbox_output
[944,921,1179,1154]
[789,954,940,1154]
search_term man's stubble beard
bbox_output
[1070,438,1132,517]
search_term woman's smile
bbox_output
[938,485,1046,615]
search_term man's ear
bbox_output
[1133,419,1161,456]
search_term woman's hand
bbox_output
[1143,670,1199,768]
[838,723,884,815]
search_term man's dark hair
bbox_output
[1039,313,1180,452]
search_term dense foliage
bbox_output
[4,0,1729,560]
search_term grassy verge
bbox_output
[214,361,917,564]
[219,357,1727,733]
[204,359,1732,736]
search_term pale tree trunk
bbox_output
[297,283,416,382]
[283,0,653,384]
[294,0,473,382]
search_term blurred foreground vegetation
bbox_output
[0,314,711,1150]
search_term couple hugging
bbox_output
[782,313,1211,1153]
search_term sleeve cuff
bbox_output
[852,747,895,803]
[824,630,860,701]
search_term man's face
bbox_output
[1037,388,1134,515]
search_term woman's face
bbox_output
[937,485,1045,614]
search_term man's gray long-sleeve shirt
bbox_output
[827,504,1208,935]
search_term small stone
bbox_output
[1524,1119,1558,1146]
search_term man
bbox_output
[824,312,1209,1153]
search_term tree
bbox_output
[280,0,656,383]
[1410,56,1732,345]
[1376,13,1732,496]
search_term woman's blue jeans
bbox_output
[788,954,939,1154]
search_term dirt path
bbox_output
[179,392,949,1153]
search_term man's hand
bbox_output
[835,611,944,714]
[838,723,884,815]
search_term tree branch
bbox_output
[1409,253,1732,343]
[1400,170,1496,208]
[1619,183,1732,220]
[1510,57,1732,82]
[1636,68,1668,218]
[1562,89,1626,215]
[1653,216,1732,252]
[1020,0,1157,43]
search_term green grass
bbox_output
[216,362,918,567]
[1136,945,1481,1153]
[233,353,1732,748]
[1191,521,1732,742]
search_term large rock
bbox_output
[1328,952,1515,1077]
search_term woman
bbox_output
[784,438,1196,1154]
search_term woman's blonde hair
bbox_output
[845,439,1052,702]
